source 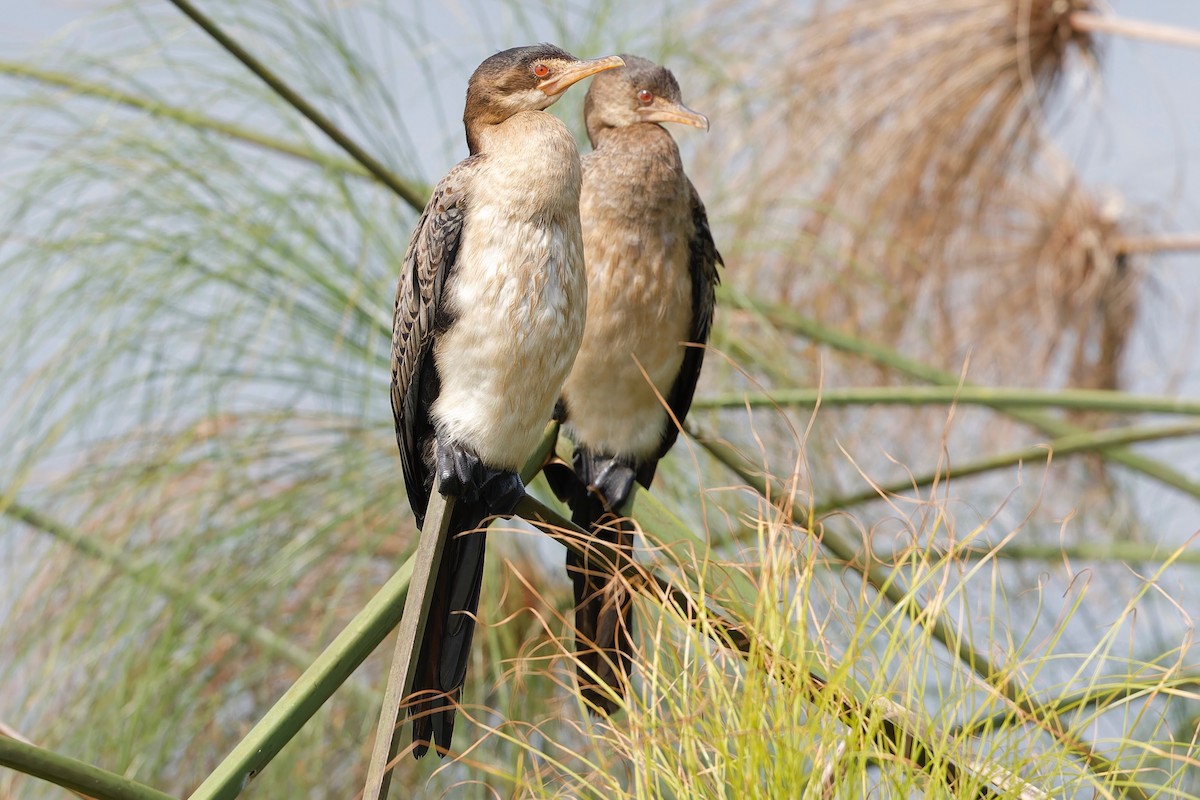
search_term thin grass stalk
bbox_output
[1071,12,1200,50]
[815,421,1200,515]
[870,540,1200,567]
[0,736,175,800]
[0,59,390,184]
[163,0,425,212]
[513,496,1039,799]
[693,386,1200,416]
[1112,234,1200,255]
[725,288,1200,501]
[958,670,1200,737]
[691,429,1152,799]
[1,493,353,694]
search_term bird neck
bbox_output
[588,122,679,155]
[469,111,583,216]
[466,108,564,156]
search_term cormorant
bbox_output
[555,55,721,714]
[391,44,623,757]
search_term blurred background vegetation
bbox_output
[1,0,1198,797]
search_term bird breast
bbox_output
[560,131,695,460]
[432,113,587,470]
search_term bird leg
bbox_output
[436,441,525,517]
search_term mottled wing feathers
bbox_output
[639,178,722,487]
[391,160,474,525]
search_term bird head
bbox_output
[464,44,624,128]
[583,54,709,139]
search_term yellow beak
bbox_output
[638,100,710,131]
[538,55,626,96]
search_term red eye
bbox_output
[637,89,654,105]
[533,63,550,77]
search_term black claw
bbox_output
[590,460,638,514]
[436,446,461,498]
[482,470,526,517]
[435,441,525,516]
[456,447,484,503]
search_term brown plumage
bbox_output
[555,55,721,714]
[391,44,623,758]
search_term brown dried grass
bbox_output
[686,0,1135,392]
[794,0,1097,306]
[945,151,1142,391]
[679,0,1142,505]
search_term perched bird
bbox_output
[554,55,721,715]
[391,44,623,758]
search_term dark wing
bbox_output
[637,178,722,488]
[391,160,474,525]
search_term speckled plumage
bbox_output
[556,55,721,715]
[432,111,586,472]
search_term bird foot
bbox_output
[436,443,525,517]
[589,460,638,515]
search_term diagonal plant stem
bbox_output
[723,288,1200,502]
[953,540,1200,566]
[816,421,1200,515]
[163,0,426,213]
[0,736,176,800]
[693,385,1200,416]
[0,60,387,184]
[186,552,416,800]
[1112,233,1200,255]
[692,428,1151,800]
[955,673,1200,737]
[0,722,96,800]
[1070,12,1200,50]
[185,426,557,800]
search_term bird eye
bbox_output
[637,89,653,105]
[533,63,550,77]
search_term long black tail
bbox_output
[409,497,488,758]
[566,449,637,715]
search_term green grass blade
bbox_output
[726,288,1200,501]
[0,59,380,182]
[0,736,176,800]
[817,421,1200,515]
[692,427,1154,800]
[694,385,1200,416]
